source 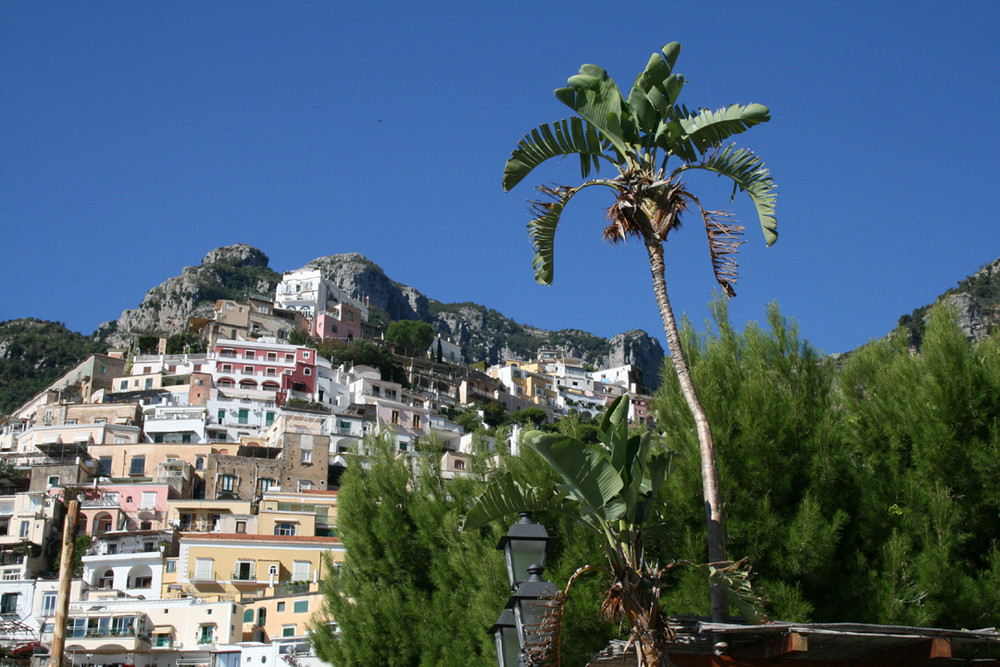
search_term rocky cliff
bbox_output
[100,245,282,346]
[98,246,666,389]
[897,257,1000,347]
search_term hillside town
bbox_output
[0,268,654,667]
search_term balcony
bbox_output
[81,497,121,509]
[188,568,217,583]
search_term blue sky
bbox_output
[2,2,998,355]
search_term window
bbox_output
[454,459,466,471]
[143,541,155,552]
[198,624,215,644]
[412,414,421,428]
[196,457,204,471]
[221,364,233,373]
[165,559,177,573]
[236,521,246,534]
[259,478,274,493]
[48,474,61,487]
[129,456,145,475]
[0,593,18,615]
[267,353,277,362]
[71,618,86,637]
[282,625,296,637]
[244,366,254,374]
[275,523,296,536]
[144,378,153,390]
[269,565,279,577]
[292,561,310,581]
[140,491,157,509]
[133,575,152,589]
[285,353,294,362]
[385,389,397,400]
[276,602,285,612]
[238,409,249,425]
[243,608,254,623]
[119,380,128,391]
[194,558,214,579]
[41,592,56,617]
[391,410,399,425]
[221,475,236,493]
[304,367,312,376]
[293,600,309,613]
[2,570,18,581]
[245,351,255,360]
[265,412,275,426]
[371,385,380,397]
[300,449,312,464]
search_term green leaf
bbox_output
[677,144,778,246]
[462,472,576,532]
[525,431,624,515]
[526,180,617,285]
[627,43,685,134]
[669,103,771,163]
[503,118,608,192]
[554,64,635,156]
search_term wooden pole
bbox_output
[51,499,79,667]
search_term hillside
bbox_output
[897,256,1000,347]
[0,319,105,415]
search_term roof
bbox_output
[587,618,1000,666]
[181,532,341,545]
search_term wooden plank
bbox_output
[853,637,952,665]
[735,632,809,660]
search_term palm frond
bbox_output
[677,144,778,246]
[554,64,634,157]
[522,591,565,667]
[627,43,684,135]
[503,117,609,192]
[669,103,771,163]
[701,209,745,297]
[527,180,615,285]
[703,558,770,624]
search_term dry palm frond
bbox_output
[522,592,565,667]
[702,209,745,297]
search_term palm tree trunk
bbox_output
[645,238,728,624]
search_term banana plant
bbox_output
[502,42,779,622]
[464,396,766,666]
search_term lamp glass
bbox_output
[493,622,520,667]
[504,538,547,592]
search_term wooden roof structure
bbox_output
[587,617,1000,666]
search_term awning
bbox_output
[152,624,174,633]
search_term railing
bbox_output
[232,568,257,581]
[81,497,121,508]
[189,569,217,581]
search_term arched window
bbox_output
[274,522,296,536]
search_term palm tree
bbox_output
[501,42,778,624]
[464,396,765,666]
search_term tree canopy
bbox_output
[385,320,435,358]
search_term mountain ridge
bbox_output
[100,245,667,388]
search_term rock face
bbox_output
[100,245,282,346]
[302,253,666,387]
[97,246,666,388]
[898,256,1000,348]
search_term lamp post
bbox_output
[490,513,557,667]
[489,609,522,667]
[497,512,553,592]
[506,564,558,654]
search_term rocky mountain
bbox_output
[98,246,667,389]
[100,245,282,346]
[897,257,1000,347]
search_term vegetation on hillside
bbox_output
[0,319,104,416]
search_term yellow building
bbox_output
[172,533,344,601]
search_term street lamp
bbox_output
[497,512,553,592]
[506,563,558,658]
[488,609,522,667]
